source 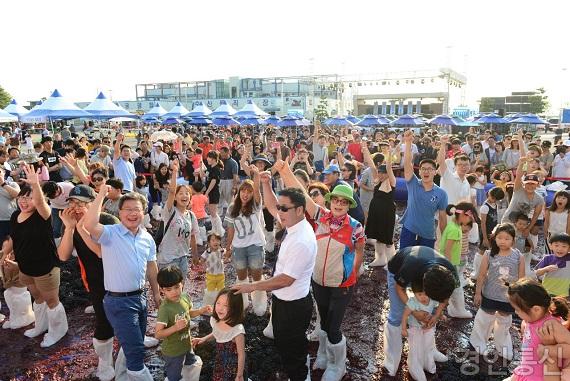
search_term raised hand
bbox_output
[273,159,286,173]
[171,158,180,172]
[249,164,260,176]
[22,164,39,185]
[403,130,414,143]
[59,208,77,229]
[440,134,450,145]
[116,133,124,143]
[60,153,77,169]
[259,171,272,184]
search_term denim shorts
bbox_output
[232,244,264,271]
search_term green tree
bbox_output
[528,87,549,114]
[479,98,495,112]
[0,85,11,109]
[313,96,329,122]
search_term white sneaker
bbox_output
[143,335,159,348]
[84,305,95,314]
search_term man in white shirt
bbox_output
[552,140,570,178]
[112,134,136,192]
[438,135,471,206]
[150,142,169,170]
[233,186,317,381]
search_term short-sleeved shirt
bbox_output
[201,248,224,275]
[102,198,120,218]
[157,294,193,357]
[224,203,265,249]
[97,224,156,292]
[205,164,221,195]
[388,246,459,289]
[0,181,19,220]
[482,249,521,303]
[440,158,471,205]
[221,157,238,180]
[112,157,136,192]
[502,187,545,223]
[10,210,59,277]
[158,205,199,264]
[191,194,208,220]
[49,182,75,210]
[40,150,62,182]
[273,218,317,301]
[401,176,448,239]
[406,297,439,328]
[535,254,570,296]
[439,221,462,265]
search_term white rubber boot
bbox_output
[143,335,159,348]
[433,348,448,362]
[85,305,95,314]
[386,245,396,262]
[181,355,202,381]
[0,301,4,323]
[446,287,472,318]
[494,314,514,360]
[93,338,115,381]
[307,305,323,341]
[523,251,534,278]
[198,226,207,245]
[313,330,328,370]
[305,354,311,381]
[211,215,225,236]
[126,366,153,381]
[24,301,49,338]
[3,287,35,329]
[114,347,128,381]
[202,290,218,311]
[41,302,68,347]
[235,278,250,311]
[457,265,466,288]
[322,336,347,381]
[469,309,496,355]
[383,322,403,376]
[264,229,275,254]
[422,327,437,374]
[369,242,387,267]
[263,314,274,339]
[471,253,483,281]
[407,327,427,381]
[252,289,268,317]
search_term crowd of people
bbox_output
[1,120,570,381]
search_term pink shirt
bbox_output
[191,194,208,219]
[190,156,202,173]
[513,314,557,381]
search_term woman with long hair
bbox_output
[204,151,225,236]
[224,171,267,316]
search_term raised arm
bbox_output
[84,183,108,240]
[403,130,414,181]
[57,208,78,261]
[249,165,262,205]
[516,129,526,157]
[60,153,90,185]
[165,159,179,211]
[437,134,449,175]
[113,133,123,161]
[361,141,378,180]
[260,171,279,220]
[384,146,397,187]
[22,164,51,220]
[514,156,527,190]
[273,160,318,218]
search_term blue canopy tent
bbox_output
[162,101,191,119]
[142,117,161,124]
[325,116,354,127]
[240,117,263,126]
[187,117,212,125]
[264,115,281,125]
[234,100,269,117]
[509,114,547,125]
[390,114,425,126]
[0,109,18,123]
[184,102,212,118]
[346,115,361,124]
[212,116,241,126]
[356,115,391,127]
[162,117,184,125]
[21,89,90,122]
[475,113,509,124]
[142,102,167,120]
[210,100,237,117]
[427,115,458,126]
[84,92,137,119]
[3,99,29,120]
[277,116,304,127]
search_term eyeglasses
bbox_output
[276,204,298,212]
[331,197,350,206]
[419,167,435,172]
[310,190,322,198]
[120,208,144,214]
[69,199,87,207]
[92,177,105,182]
[17,195,32,201]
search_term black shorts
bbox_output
[481,295,514,314]
[208,191,220,205]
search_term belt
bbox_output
[106,289,143,297]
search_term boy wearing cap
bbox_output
[535,233,570,297]
[39,136,62,182]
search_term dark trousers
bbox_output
[0,220,10,244]
[272,293,312,381]
[312,280,354,344]
[91,288,114,340]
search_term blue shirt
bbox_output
[97,223,156,292]
[113,157,136,192]
[401,175,448,239]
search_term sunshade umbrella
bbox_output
[390,114,425,126]
[264,115,280,125]
[475,113,509,124]
[161,118,184,126]
[346,115,361,124]
[240,117,263,126]
[427,114,458,126]
[185,101,212,118]
[325,116,354,127]
[212,116,240,126]
[356,115,391,127]
[187,117,212,125]
[150,130,179,142]
[509,113,547,124]
[277,116,304,127]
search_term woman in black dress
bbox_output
[364,144,397,267]
[204,150,225,236]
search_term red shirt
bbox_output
[347,143,364,162]
[198,143,213,159]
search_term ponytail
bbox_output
[445,202,480,223]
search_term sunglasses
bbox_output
[276,204,298,212]
[92,177,105,182]
[310,190,321,198]
[331,197,350,206]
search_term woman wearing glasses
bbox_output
[1,164,68,347]
[274,159,364,381]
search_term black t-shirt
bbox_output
[39,150,62,182]
[206,164,221,195]
[388,246,458,288]
[10,210,59,276]
[72,213,119,294]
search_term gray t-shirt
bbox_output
[502,187,545,223]
[312,142,327,162]
[201,248,224,275]
[221,158,238,180]
[0,181,19,221]
[158,205,199,264]
[482,248,521,303]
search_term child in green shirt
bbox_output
[156,266,212,381]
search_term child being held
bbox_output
[191,181,209,245]
[155,266,212,381]
[201,233,227,309]
[513,213,535,278]
[193,288,246,381]
[102,178,123,218]
[401,280,440,381]
[535,233,570,297]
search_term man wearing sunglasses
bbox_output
[233,185,317,381]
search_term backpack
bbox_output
[154,210,176,246]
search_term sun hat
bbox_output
[153,141,163,148]
[251,154,272,168]
[67,184,96,202]
[324,184,357,208]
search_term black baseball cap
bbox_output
[67,185,96,202]
[41,136,53,144]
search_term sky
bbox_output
[1,0,569,113]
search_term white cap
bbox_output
[563,139,570,147]
[153,141,163,148]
